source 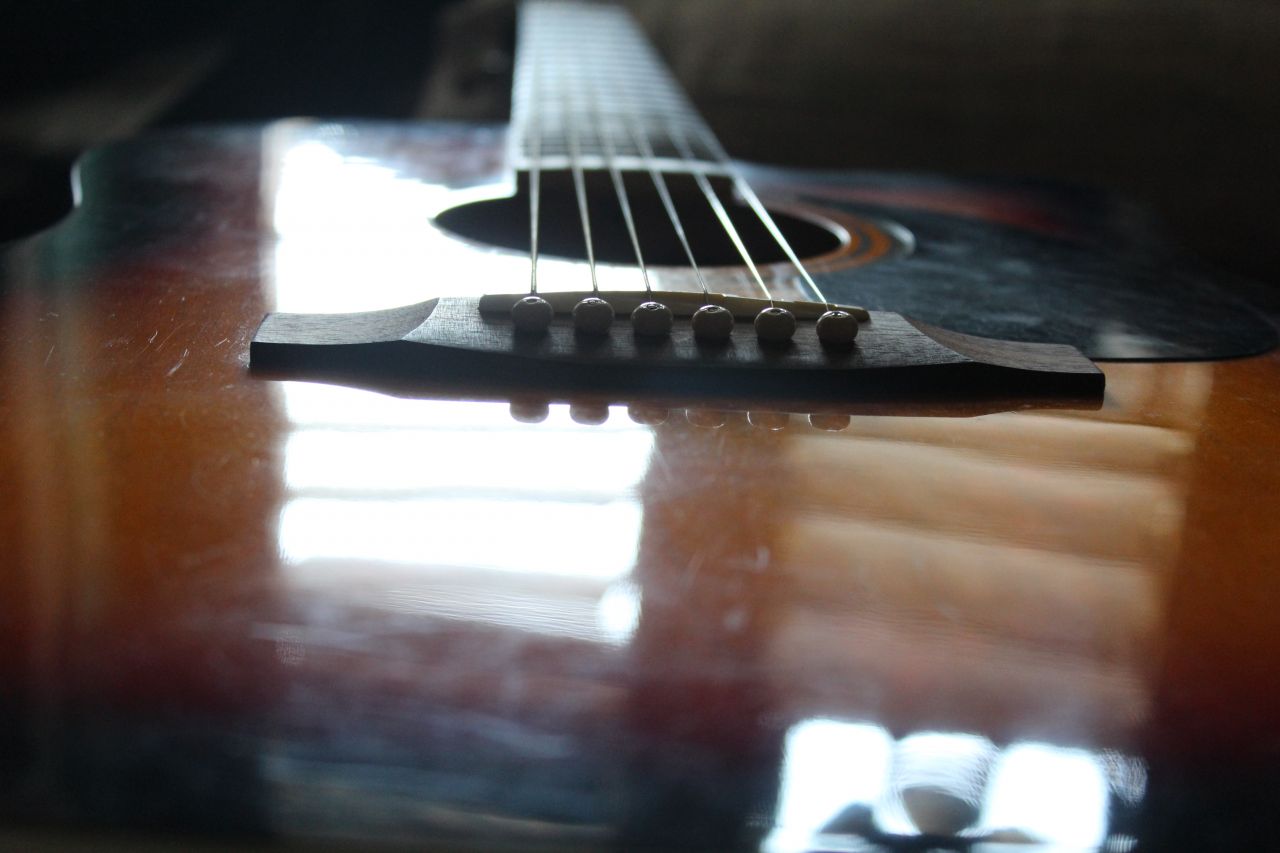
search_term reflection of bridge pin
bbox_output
[748,411,790,431]
[510,398,550,423]
[631,301,673,336]
[685,409,727,429]
[573,297,614,335]
[754,306,796,343]
[691,304,733,342]
[627,405,669,425]
[569,402,610,425]
[511,295,554,334]
[816,310,859,347]
[809,412,851,431]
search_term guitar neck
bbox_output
[509,0,728,174]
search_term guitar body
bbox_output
[2,121,1279,850]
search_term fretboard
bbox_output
[509,0,729,174]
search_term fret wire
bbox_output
[667,120,774,305]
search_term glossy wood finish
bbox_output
[2,122,1279,850]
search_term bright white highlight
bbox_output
[763,719,893,853]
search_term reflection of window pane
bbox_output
[980,742,1109,848]
[285,428,653,496]
[875,731,997,838]
[277,383,653,647]
[283,383,522,429]
[280,497,643,580]
[765,719,892,853]
[766,722,1129,851]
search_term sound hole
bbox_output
[434,171,844,267]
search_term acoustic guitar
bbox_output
[2,2,1278,850]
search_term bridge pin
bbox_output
[754,306,796,343]
[631,301,674,336]
[748,411,790,431]
[510,399,550,423]
[569,402,610,425]
[685,409,727,429]
[572,297,614,335]
[511,294,554,333]
[691,304,733,342]
[816,309,859,347]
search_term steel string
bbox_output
[562,65,601,295]
[693,127,832,309]
[666,120,775,305]
[586,75,653,296]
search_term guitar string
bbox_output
[614,7,828,313]
[526,56,543,295]
[666,119,775,306]
[692,126,832,310]
[530,5,813,312]
[563,61,601,295]
[597,10,774,307]
[622,93,710,298]
[587,74,653,296]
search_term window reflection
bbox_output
[981,742,1109,848]
[764,719,893,853]
[279,496,641,577]
[266,135,525,315]
[262,130,660,655]
[283,428,653,496]
[277,382,653,646]
[766,718,1144,852]
[876,731,998,838]
[264,133,650,316]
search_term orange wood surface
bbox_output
[1,122,1277,850]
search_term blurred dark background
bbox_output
[1,0,1276,287]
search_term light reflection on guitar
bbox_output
[2,2,1279,851]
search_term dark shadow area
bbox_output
[0,0,452,242]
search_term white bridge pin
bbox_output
[510,399,550,423]
[569,402,610,425]
[573,297,614,335]
[691,304,734,342]
[511,294,554,333]
[631,301,673,336]
[754,306,797,343]
[816,309,859,347]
